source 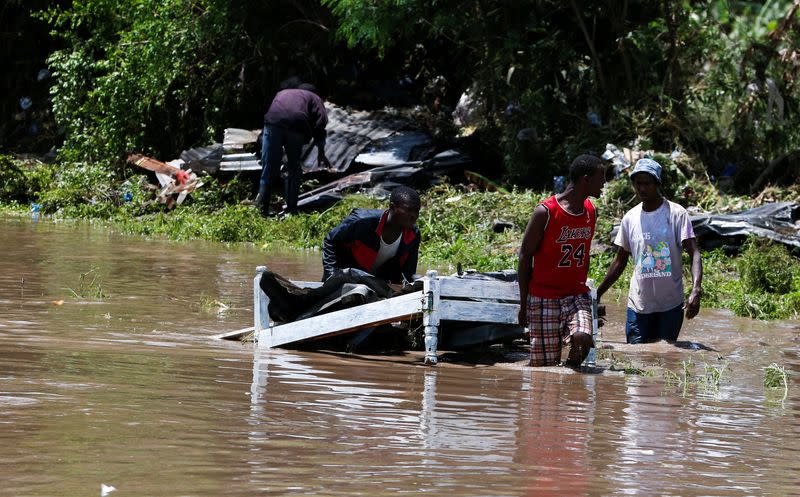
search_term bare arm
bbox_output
[517,205,548,327]
[596,248,630,300]
[683,237,702,319]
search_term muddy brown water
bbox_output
[1,217,798,496]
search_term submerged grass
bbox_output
[600,352,733,397]
[658,359,731,397]
[699,361,729,390]
[764,363,790,389]
[622,363,655,376]
[764,363,790,404]
[199,295,232,316]
[65,267,108,300]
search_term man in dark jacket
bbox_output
[322,186,421,284]
[256,83,332,215]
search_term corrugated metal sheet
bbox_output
[296,149,472,211]
[222,128,260,172]
[179,103,430,175]
[180,145,223,174]
[300,103,415,173]
[354,131,432,167]
[223,128,259,152]
[219,152,260,172]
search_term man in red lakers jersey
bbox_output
[517,154,607,368]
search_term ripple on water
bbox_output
[0,396,39,407]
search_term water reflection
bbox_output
[249,350,529,493]
[513,372,599,496]
[2,217,800,496]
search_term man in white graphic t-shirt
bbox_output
[596,158,703,343]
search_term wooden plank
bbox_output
[254,267,270,338]
[438,278,519,302]
[213,326,254,340]
[262,290,424,349]
[437,300,519,324]
[127,153,180,176]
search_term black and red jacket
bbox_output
[322,209,421,284]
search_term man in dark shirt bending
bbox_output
[322,186,421,284]
[256,83,332,215]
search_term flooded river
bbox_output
[1,217,798,496]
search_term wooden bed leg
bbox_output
[254,266,272,347]
[423,270,441,365]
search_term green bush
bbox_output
[117,204,261,243]
[738,237,799,294]
[0,157,31,204]
[729,291,800,321]
[417,183,538,270]
[188,175,254,213]
[39,0,337,163]
[599,177,636,221]
[38,162,118,216]
[699,249,739,310]
[205,205,266,242]
[0,155,56,204]
[263,195,384,249]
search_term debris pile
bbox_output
[131,102,474,212]
[127,153,202,208]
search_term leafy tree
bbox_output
[40,0,336,164]
[36,0,800,190]
[683,1,800,189]
[324,0,800,188]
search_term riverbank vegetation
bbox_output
[3,152,800,320]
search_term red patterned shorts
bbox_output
[526,292,592,366]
